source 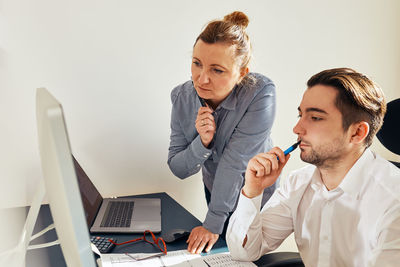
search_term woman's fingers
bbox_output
[195,239,209,254]
[187,226,219,254]
[195,108,216,148]
[196,107,215,124]
[190,237,203,254]
[204,236,218,253]
[196,117,214,127]
[196,115,215,126]
[197,106,214,116]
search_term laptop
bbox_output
[72,155,161,233]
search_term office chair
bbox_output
[254,251,304,267]
[376,98,400,168]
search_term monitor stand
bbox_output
[0,179,59,267]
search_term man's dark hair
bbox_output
[307,68,386,147]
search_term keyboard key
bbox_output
[101,201,134,227]
[90,236,116,253]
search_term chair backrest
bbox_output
[376,98,400,168]
[254,252,304,267]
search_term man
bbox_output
[226,68,400,266]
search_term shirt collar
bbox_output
[337,148,375,199]
[310,166,323,191]
[309,149,375,199]
[218,84,240,111]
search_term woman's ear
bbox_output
[350,121,370,144]
[237,67,249,84]
[240,67,249,78]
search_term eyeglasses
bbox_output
[108,230,167,255]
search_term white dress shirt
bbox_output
[227,149,400,267]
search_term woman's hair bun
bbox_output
[223,11,249,28]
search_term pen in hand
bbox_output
[277,140,301,160]
[198,95,207,107]
[283,140,301,155]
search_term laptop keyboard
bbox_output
[100,201,134,228]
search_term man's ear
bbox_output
[350,121,370,144]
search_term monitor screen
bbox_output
[36,87,96,267]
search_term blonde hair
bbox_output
[195,11,252,80]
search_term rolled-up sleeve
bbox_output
[227,183,294,261]
[203,83,276,234]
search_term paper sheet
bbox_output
[100,249,256,267]
[202,253,256,267]
[100,250,201,267]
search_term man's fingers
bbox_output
[248,149,288,178]
[249,158,265,177]
[269,147,286,164]
[259,153,279,171]
[253,154,276,176]
[278,154,290,171]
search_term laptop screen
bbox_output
[72,155,103,227]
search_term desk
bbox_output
[27,192,225,266]
[99,192,228,254]
[26,192,302,266]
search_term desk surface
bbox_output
[26,192,302,266]
[26,192,227,265]
[104,192,227,254]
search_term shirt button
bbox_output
[203,155,208,158]
[196,164,200,168]
[206,152,210,156]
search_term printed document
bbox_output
[100,249,256,267]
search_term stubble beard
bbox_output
[300,136,347,169]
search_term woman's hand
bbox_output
[187,226,219,254]
[195,106,216,147]
[242,147,290,198]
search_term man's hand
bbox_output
[187,226,219,254]
[242,147,290,198]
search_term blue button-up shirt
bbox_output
[168,73,277,234]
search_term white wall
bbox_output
[1,0,399,264]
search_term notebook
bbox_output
[72,155,161,233]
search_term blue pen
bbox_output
[277,140,301,160]
[284,140,301,155]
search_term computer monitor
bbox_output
[36,87,96,266]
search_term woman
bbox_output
[168,11,277,254]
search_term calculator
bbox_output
[90,236,116,253]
